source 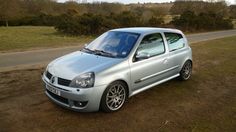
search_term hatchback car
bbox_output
[42,27,192,112]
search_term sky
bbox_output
[57,0,235,5]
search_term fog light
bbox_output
[74,101,88,107]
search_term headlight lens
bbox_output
[70,72,95,88]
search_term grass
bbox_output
[0,36,235,131]
[0,26,94,52]
[0,26,235,53]
[185,36,236,131]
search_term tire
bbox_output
[179,60,192,81]
[100,81,127,112]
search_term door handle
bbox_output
[163,58,168,64]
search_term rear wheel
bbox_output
[100,81,127,112]
[179,60,192,81]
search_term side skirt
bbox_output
[129,73,180,97]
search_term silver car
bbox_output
[42,27,192,112]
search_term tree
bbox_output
[0,0,22,26]
[22,0,59,16]
[170,1,228,17]
[115,11,143,27]
[148,17,164,27]
[172,10,233,31]
[229,5,236,18]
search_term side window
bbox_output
[136,33,165,57]
[165,33,185,52]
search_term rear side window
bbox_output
[164,33,185,52]
[137,33,165,57]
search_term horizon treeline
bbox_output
[0,0,235,35]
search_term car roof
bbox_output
[110,27,183,35]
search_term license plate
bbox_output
[46,84,61,96]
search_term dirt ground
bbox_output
[0,37,236,132]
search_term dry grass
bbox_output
[0,36,235,132]
[0,26,94,52]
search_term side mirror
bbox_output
[135,52,150,60]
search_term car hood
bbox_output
[47,51,123,80]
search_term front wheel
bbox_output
[179,60,192,81]
[100,81,127,112]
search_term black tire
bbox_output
[100,81,127,112]
[179,60,192,81]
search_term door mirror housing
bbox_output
[135,52,150,60]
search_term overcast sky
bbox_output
[58,0,235,5]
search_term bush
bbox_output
[172,10,233,32]
[114,11,143,27]
[54,14,81,35]
[148,16,164,27]
[0,14,58,26]
[55,13,117,35]
[54,10,166,36]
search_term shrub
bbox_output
[172,10,233,31]
[55,13,117,35]
[0,14,58,26]
[54,11,149,35]
[148,16,164,27]
[114,11,143,27]
[54,14,82,35]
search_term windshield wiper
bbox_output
[82,48,115,58]
[94,49,115,57]
[82,47,94,53]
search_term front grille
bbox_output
[58,77,71,86]
[46,71,52,80]
[45,71,71,87]
[47,90,69,105]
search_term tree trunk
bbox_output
[5,20,8,27]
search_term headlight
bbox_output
[70,72,95,88]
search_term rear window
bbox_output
[164,33,185,52]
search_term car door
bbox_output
[129,33,170,91]
[164,32,188,75]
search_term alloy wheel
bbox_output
[181,61,192,80]
[105,84,126,111]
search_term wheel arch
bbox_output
[114,79,130,98]
[181,58,193,69]
[99,79,130,112]
[100,79,130,102]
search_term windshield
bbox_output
[82,31,140,58]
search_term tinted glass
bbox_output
[84,31,139,58]
[137,33,165,57]
[165,33,185,51]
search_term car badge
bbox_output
[50,76,55,84]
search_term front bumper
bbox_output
[42,76,107,112]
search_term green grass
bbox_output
[0,26,94,52]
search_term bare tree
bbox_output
[0,0,22,27]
